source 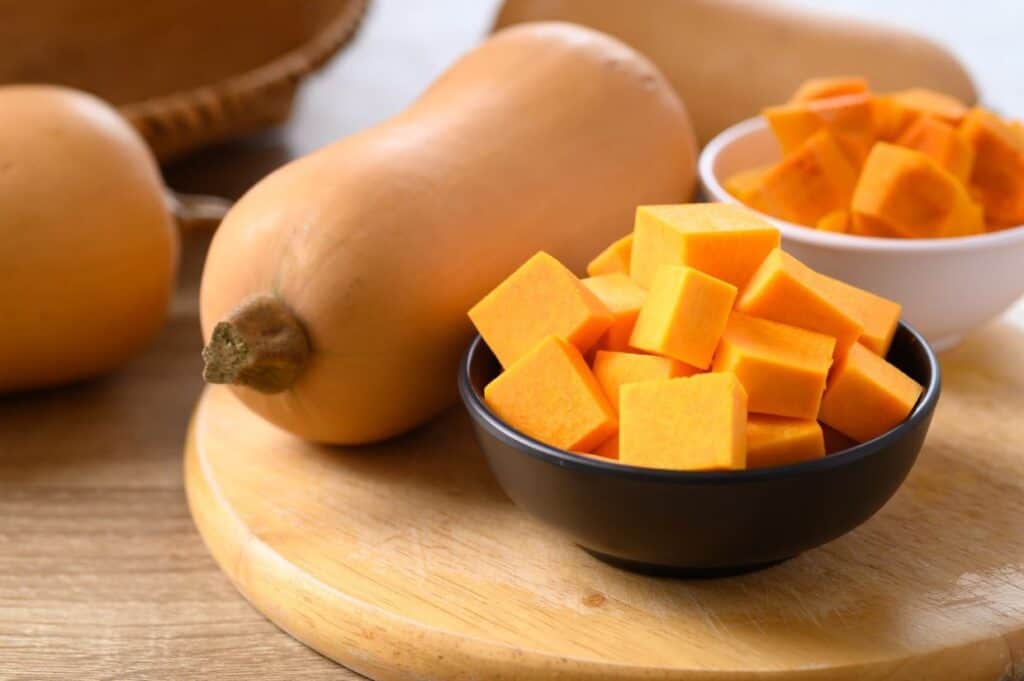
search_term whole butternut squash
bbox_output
[494,0,977,144]
[200,23,697,444]
[0,86,178,392]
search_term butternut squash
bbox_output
[960,108,1024,228]
[484,335,617,453]
[199,23,697,444]
[764,93,875,166]
[851,143,984,238]
[0,85,178,393]
[592,350,695,410]
[619,373,747,471]
[494,0,977,144]
[896,115,975,183]
[747,130,859,227]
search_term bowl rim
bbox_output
[699,115,1024,253]
[458,322,941,485]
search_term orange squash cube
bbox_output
[630,266,737,370]
[746,415,825,468]
[765,93,876,164]
[790,76,869,103]
[468,252,613,367]
[763,105,821,155]
[586,234,633,277]
[816,209,849,233]
[620,373,748,471]
[890,88,968,125]
[849,212,900,238]
[484,335,616,452]
[630,204,780,289]
[592,350,697,409]
[737,248,863,357]
[592,434,620,459]
[811,273,901,356]
[873,95,916,142]
[850,143,984,238]
[748,130,859,226]
[818,343,923,443]
[582,273,647,353]
[724,166,768,205]
[960,108,1024,228]
[1012,120,1024,146]
[712,312,835,419]
[896,116,975,183]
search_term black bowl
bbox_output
[458,322,940,577]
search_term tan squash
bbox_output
[494,0,977,144]
[0,85,178,393]
[200,22,697,444]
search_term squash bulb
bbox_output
[0,85,179,392]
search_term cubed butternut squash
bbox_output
[790,76,869,103]
[960,107,1024,228]
[764,93,876,164]
[484,335,617,451]
[581,273,647,353]
[763,105,821,155]
[469,252,613,367]
[849,212,901,238]
[816,209,849,233]
[1012,120,1024,146]
[873,95,916,142]
[896,115,975,183]
[810,272,901,356]
[629,265,737,370]
[850,142,984,238]
[630,204,780,289]
[712,312,835,419]
[619,373,748,471]
[747,130,859,227]
[592,350,696,409]
[737,248,863,356]
[724,166,768,205]
[889,88,968,125]
[592,434,619,459]
[746,415,825,468]
[586,234,633,277]
[818,343,922,443]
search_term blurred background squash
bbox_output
[0,86,180,393]
[495,0,977,145]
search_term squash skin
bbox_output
[0,86,178,392]
[200,22,697,444]
[494,0,977,144]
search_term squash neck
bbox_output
[202,294,310,394]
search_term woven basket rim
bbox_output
[118,0,369,128]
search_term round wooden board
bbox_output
[186,309,1024,681]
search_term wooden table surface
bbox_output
[1,2,1021,679]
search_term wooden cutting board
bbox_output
[185,308,1024,681]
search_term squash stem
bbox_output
[202,294,310,394]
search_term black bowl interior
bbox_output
[459,323,941,575]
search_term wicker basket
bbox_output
[0,0,368,162]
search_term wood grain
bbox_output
[0,231,364,680]
[2,2,1024,679]
[186,303,1024,680]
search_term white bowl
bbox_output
[699,116,1024,351]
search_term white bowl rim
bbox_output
[699,116,1024,254]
